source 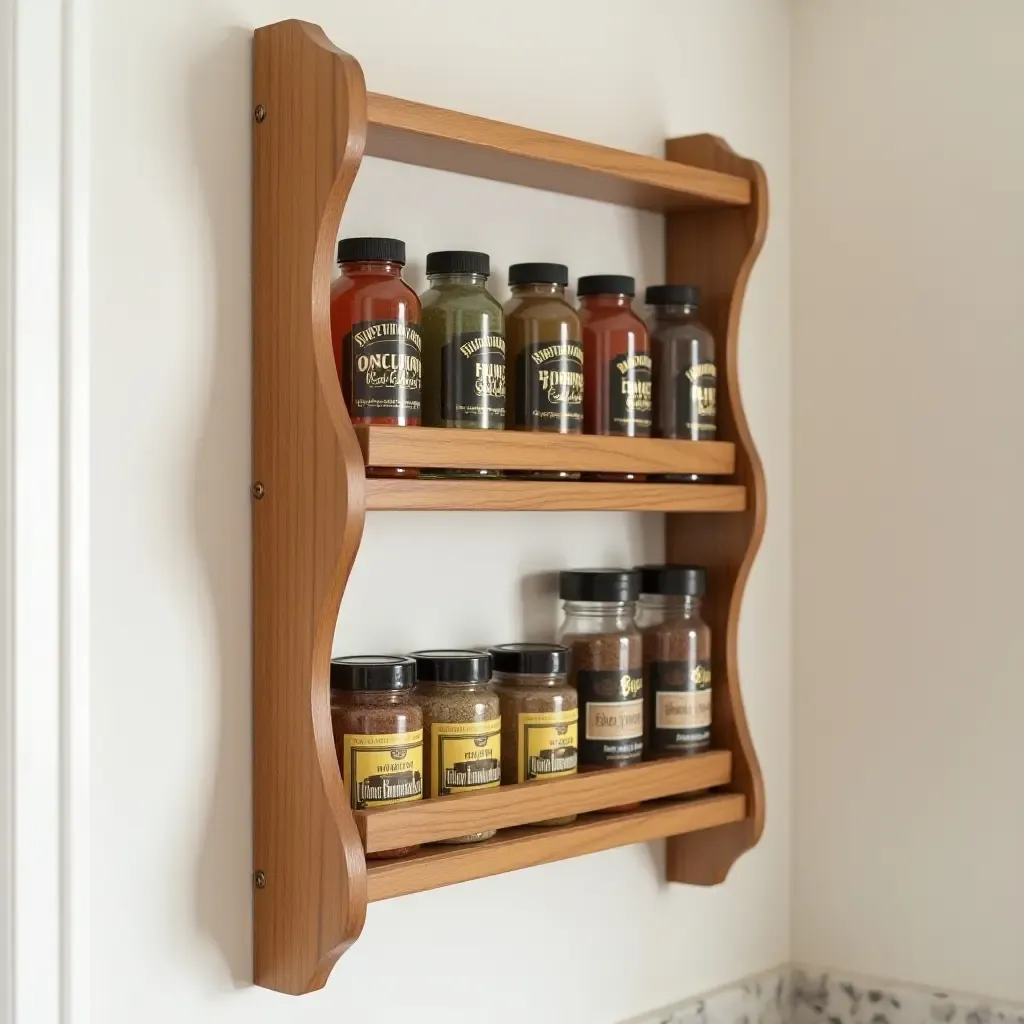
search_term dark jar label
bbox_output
[576,669,644,766]
[679,361,717,438]
[648,660,712,753]
[517,710,578,782]
[514,340,584,432]
[430,719,501,797]
[342,729,423,809]
[607,352,653,435]
[343,320,422,423]
[440,331,506,428]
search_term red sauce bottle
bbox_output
[330,237,422,478]
[577,275,652,480]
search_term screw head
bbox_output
[252,482,265,500]
[254,104,266,123]
[255,870,267,889]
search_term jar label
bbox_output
[576,669,644,765]
[430,718,502,797]
[343,320,422,423]
[649,660,712,752]
[517,709,578,782]
[679,361,717,437]
[514,340,584,431]
[440,331,506,427]
[607,352,653,435]
[342,729,423,809]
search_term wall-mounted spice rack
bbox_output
[252,19,767,996]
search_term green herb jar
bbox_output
[420,251,506,477]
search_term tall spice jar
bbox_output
[504,263,584,479]
[329,238,422,478]
[490,643,577,827]
[635,565,712,757]
[330,655,423,859]
[411,650,502,844]
[578,275,652,480]
[556,570,643,810]
[420,250,506,477]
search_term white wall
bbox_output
[89,1,791,1022]
[792,0,1024,1002]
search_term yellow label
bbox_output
[342,729,423,810]
[430,718,502,796]
[517,709,578,782]
[655,691,712,730]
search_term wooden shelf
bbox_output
[366,794,746,902]
[366,478,746,512]
[365,93,751,212]
[356,425,736,476]
[357,751,731,853]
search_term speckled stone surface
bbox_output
[622,967,790,1024]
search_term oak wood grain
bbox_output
[365,93,751,212]
[357,751,731,852]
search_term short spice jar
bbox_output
[329,238,422,479]
[490,643,578,827]
[330,655,423,859]
[635,565,712,757]
[411,649,502,845]
[557,570,644,809]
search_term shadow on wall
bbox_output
[189,26,256,989]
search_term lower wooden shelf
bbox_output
[365,793,746,901]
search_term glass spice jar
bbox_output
[490,643,577,827]
[330,655,423,859]
[420,250,506,477]
[636,565,712,757]
[557,569,643,811]
[504,263,584,479]
[411,649,502,845]
[329,238,422,478]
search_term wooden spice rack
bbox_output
[252,19,768,996]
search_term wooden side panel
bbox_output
[252,21,369,994]
[662,136,769,884]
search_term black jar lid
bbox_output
[337,237,406,266]
[410,649,492,684]
[637,564,706,597]
[330,655,416,691]
[508,262,569,287]
[645,284,701,307]
[559,568,640,602]
[489,643,569,676]
[426,250,490,277]
[576,274,635,297]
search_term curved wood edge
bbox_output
[252,20,369,993]
[661,134,768,884]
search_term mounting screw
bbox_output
[252,482,265,500]
[254,870,267,889]
[254,104,266,123]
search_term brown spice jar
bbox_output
[330,656,423,859]
[411,650,501,845]
[490,643,577,827]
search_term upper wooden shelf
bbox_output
[365,93,752,212]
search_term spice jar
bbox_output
[504,263,583,480]
[636,565,712,757]
[329,238,422,478]
[411,649,501,844]
[420,250,505,476]
[330,655,423,859]
[557,570,643,809]
[578,275,652,463]
[490,643,577,827]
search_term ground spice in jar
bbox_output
[557,569,643,810]
[636,565,712,757]
[490,643,577,827]
[330,655,423,859]
[411,650,501,845]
